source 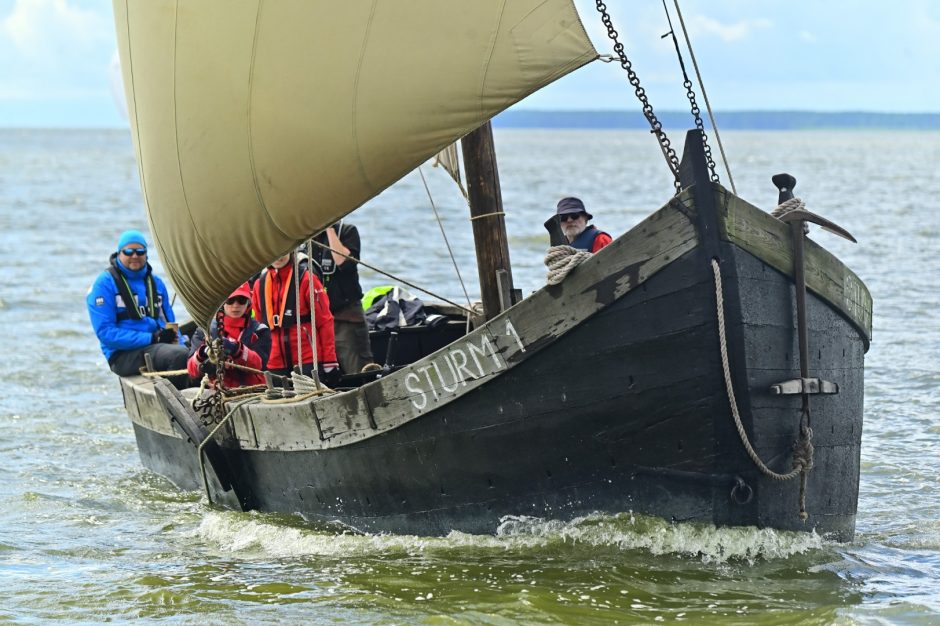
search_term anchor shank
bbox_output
[791,221,810,380]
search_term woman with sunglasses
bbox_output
[87,229,190,387]
[188,282,271,388]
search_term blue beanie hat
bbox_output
[117,229,148,251]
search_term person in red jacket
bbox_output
[556,196,612,253]
[188,282,271,388]
[251,252,340,386]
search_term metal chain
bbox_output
[682,76,718,182]
[663,2,719,182]
[595,1,681,192]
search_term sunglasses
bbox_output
[121,248,147,256]
[560,213,584,222]
[225,296,250,305]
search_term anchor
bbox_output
[768,173,856,397]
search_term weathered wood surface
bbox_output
[462,121,514,321]
[716,185,872,342]
[240,192,700,451]
[122,377,178,437]
[123,192,700,451]
[123,183,871,465]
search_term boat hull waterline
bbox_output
[120,183,870,541]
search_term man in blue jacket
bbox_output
[87,230,189,383]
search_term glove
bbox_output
[153,327,178,344]
[319,362,342,387]
[221,337,241,358]
[199,360,218,377]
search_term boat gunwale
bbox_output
[123,184,870,454]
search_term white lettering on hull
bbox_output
[405,319,523,411]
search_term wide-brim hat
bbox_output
[556,196,592,220]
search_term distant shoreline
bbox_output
[3,110,940,131]
[494,110,940,130]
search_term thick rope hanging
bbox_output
[710,258,814,519]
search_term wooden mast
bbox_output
[461,120,515,321]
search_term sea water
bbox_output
[1,128,938,624]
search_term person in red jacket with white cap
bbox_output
[251,252,340,386]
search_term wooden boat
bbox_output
[112,1,871,540]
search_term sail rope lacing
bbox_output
[668,0,736,194]
[710,257,814,520]
[595,1,681,192]
[544,245,593,285]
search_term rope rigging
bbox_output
[595,0,681,192]
[660,0,720,184]
[667,0,736,194]
[594,0,736,194]
[418,166,474,316]
[308,239,473,314]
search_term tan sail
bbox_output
[433,143,467,200]
[112,0,597,326]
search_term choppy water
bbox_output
[1,127,939,624]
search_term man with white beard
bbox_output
[556,197,612,253]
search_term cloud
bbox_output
[2,0,110,57]
[688,15,772,42]
[0,0,114,99]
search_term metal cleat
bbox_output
[769,377,840,396]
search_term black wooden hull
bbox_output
[128,226,866,540]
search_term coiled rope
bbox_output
[544,245,592,285]
[711,257,814,519]
[770,196,805,219]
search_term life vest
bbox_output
[256,264,313,330]
[569,225,608,252]
[107,264,160,322]
[256,262,318,370]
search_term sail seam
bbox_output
[478,1,508,120]
[245,0,287,240]
[351,1,380,195]
[170,0,205,291]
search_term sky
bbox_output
[1,0,938,127]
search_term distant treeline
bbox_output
[494,110,940,130]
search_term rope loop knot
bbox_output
[544,245,592,285]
